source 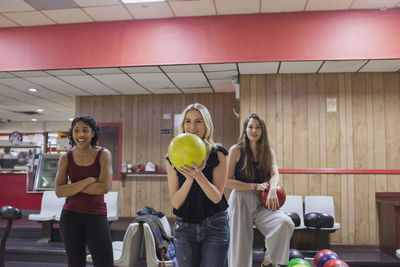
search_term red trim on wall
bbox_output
[279,168,400,174]
[1,10,400,71]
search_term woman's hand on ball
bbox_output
[179,161,205,180]
[257,182,269,191]
[266,187,279,211]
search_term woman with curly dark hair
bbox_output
[55,115,113,267]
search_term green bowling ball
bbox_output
[287,258,311,267]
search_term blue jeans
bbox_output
[174,211,230,267]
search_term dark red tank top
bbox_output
[63,147,107,215]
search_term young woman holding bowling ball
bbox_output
[226,113,294,267]
[165,103,230,267]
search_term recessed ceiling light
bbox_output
[28,88,38,92]
[36,109,44,112]
[122,0,164,3]
[32,118,37,121]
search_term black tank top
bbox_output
[166,145,228,223]
[234,152,270,184]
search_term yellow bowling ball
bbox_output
[168,133,206,169]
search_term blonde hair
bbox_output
[178,103,217,151]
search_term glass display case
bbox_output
[0,143,41,173]
[34,153,60,190]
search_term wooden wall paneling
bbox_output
[214,94,224,145]
[344,73,355,244]
[101,95,114,122]
[75,96,80,116]
[145,97,155,211]
[351,73,369,244]
[130,96,138,216]
[384,73,400,191]
[151,95,162,212]
[318,75,327,196]
[223,93,237,150]
[365,73,378,244]
[266,75,277,151]
[292,75,308,196]
[94,96,103,122]
[372,73,387,192]
[256,75,266,121]
[161,95,174,217]
[275,75,284,172]
[240,75,250,127]
[282,75,294,194]
[78,96,91,116]
[324,74,342,242]
[338,74,349,243]
[121,96,132,217]
[308,74,321,195]
[249,75,257,114]
[89,96,95,116]
[135,95,148,214]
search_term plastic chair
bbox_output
[143,223,174,267]
[87,222,142,266]
[104,191,119,222]
[304,195,340,250]
[280,195,306,230]
[28,191,65,243]
[396,249,400,260]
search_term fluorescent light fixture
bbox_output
[122,0,164,3]
[37,109,44,112]
[28,88,38,92]
[32,118,37,121]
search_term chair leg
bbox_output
[37,221,53,244]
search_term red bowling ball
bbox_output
[323,259,349,267]
[260,185,286,208]
[314,249,338,267]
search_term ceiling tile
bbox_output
[201,63,237,72]
[150,88,182,94]
[0,72,17,78]
[8,71,51,78]
[239,62,279,74]
[261,0,306,13]
[359,59,400,72]
[74,0,121,7]
[93,74,149,94]
[125,2,173,19]
[2,11,55,26]
[24,77,91,96]
[45,69,87,76]
[42,8,93,23]
[129,73,176,89]
[0,14,19,27]
[169,0,216,17]
[279,61,323,73]
[24,0,78,10]
[306,0,353,11]
[181,88,213,93]
[205,70,238,80]
[351,0,399,10]
[209,79,235,92]
[167,72,208,88]
[83,68,124,75]
[319,60,367,73]
[121,66,162,73]
[215,0,259,14]
[83,5,132,21]
[161,64,201,73]
[57,75,120,95]
[0,0,35,12]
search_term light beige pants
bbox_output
[227,190,294,267]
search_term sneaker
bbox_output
[261,264,273,267]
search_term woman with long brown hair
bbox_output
[226,113,294,267]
